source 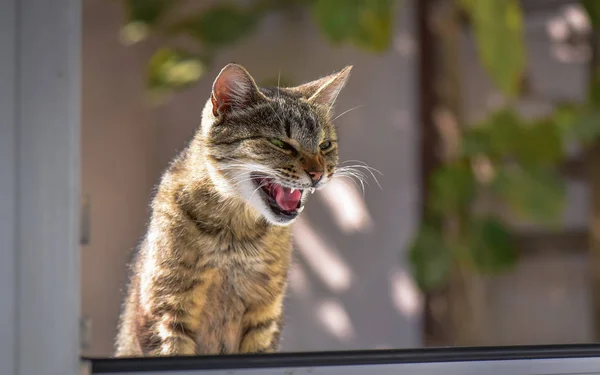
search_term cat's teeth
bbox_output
[309,188,315,194]
[290,188,296,193]
[297,206,305,213]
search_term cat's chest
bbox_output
[212,233,291,299]
[223,257,285,302]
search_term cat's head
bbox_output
[200,63,352,226]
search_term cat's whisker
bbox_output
[336,167,369,182]
[277,70,281,100]
[338,161,383,190]
[338,171,371,197]
[339,160,383,175]
[250,181,269,200]
[331,104,365,122]
[333,171,367,196]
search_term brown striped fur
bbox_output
[114,63,352,356]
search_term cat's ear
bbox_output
[292,66,352,108]
[211,63,264,117]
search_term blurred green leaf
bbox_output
[409,225,453,291]
[464,217,518,273]
[460,0,525,96]
[491,165,565,224]
[583,0,600,27]
[428,163,476,215]
[513,118,564,167]
[461,126,493,157]
[147,48,206,92]
[552,102,583,136]
[169,5,259,47]
[461,109,564,166]
[123,0,177,25]
[562,107,600,143]
[120,21,151,45]
[480,109,522,156]
[312,0,395,52]
[460,109,521,158]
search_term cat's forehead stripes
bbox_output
[276,103,323,150]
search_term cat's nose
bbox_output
[307,170,323,185]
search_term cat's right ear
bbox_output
[211,63,263,117]
[291,66,353,109]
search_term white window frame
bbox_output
[0,0,81,374]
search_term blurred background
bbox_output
[81,0,600,357]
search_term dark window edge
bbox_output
[85,343,600,373]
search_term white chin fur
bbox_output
[237,173,301,226]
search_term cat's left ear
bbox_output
[293,66,352,108]
[211,63,265,117]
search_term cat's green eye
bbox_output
[270,139,287,148]
[319,141,333,151]
[270,139,298,156]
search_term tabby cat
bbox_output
[114,63,352,356]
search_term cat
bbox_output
[114,63,352,357]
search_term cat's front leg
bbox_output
[156,331,197,356]
[239,299,284,353]
[144,309,199,356]
[142,276,211,356]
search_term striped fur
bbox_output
[114,63,351,356]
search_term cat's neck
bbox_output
[167,148,279,237]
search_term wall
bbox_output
[81,0,164,356]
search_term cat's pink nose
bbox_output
[308,170,323,183]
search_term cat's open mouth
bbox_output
[251,174,304,219]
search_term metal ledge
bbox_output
[86,343,600,374]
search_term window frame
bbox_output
[87,345,600,374]
[0,0,81,374]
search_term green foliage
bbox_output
[428,162,475,215]
[551,102,600,145]
[410,106,568,291]
[463,217,518,273]
[123,0,177,25]
[409,225,453,291]
[460,0,525,96]
[147,48,205,93]
[119,0,398,94]
[169,5,259,47]
[583,0,600,27]
[312,0,395,52]
[491,165,565,225]
[409,217,518,291]
[461,110,523,158]
[564,107,600,144]
[461,109,564,166]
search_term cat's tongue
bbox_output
[272,185,302,211]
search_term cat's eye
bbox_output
[270,139,287,148]
[270,138,297,154]
[319,140,333,151]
